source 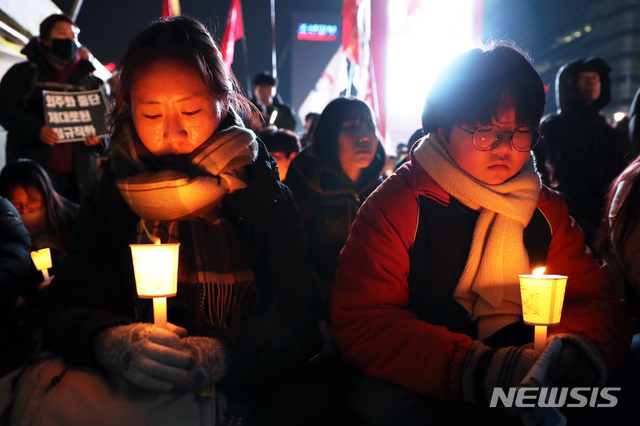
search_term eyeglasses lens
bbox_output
[473,125,540,151]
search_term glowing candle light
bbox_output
[519,267,568,352]
[130,242,180,329]
[31,248,52,282]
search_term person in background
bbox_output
[300,112,320,149]
[258,126,301,181]
[0,14,106,203]
[331,42,633,425]
[251,71,299,131]
[0,196,32,377]
[284,96,385,311]
[598,152,640,327]
[0,158,78,296]
[537,58,628,249]
[394,128,423,171]
[39,16,321,425]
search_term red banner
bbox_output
[162,0,174,20]
[342,0,361,65]
[221,0,244,71]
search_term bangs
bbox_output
[449,65,545,128]
[422,43,546,134]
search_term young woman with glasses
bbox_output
[330,41,633,425]
[0,158,78,289]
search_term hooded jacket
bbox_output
[538,58,628,247]
[283,141,385,307]
[0,38,105,201]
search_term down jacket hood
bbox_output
[555,57,611,115]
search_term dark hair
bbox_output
[597,155,640,260]
[422,40,545,137]
[253,72,278,87]
[305,112,320,122]
[109,15,260,140]
[258,127,301,157]
[39,14,75,40]
[312,97,377,173]
[0,159,76,244]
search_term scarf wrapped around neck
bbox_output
[413,133,541,340]
[111,121,259,327]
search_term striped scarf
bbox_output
[111,122,259,327]
[413,133,541,340]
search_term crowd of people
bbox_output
[1,11,640,426]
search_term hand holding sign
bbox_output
[42,89,108,143]
[39,125,59,146]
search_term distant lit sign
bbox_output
[297,23,338,41]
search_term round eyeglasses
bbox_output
[456,124,541,152]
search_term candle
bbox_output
[31,248,52,282]
[519,267,568,351]
[130,242,180,329]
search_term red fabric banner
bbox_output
[221,0,245,71]
[162,0,174,20]
[342,0,361,65]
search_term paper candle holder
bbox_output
[31,248,52,281]
[130,243,180,298]
[31,248,52,271]
[519,273,568,326]
[130,243,180,330]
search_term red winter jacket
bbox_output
[331,156,633,401]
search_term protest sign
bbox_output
[42,89,108,143]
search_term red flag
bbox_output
[342,0,362,65]
[162,0,174,20]
[221,0,244,71]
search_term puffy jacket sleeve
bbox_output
[0,198,32,310]
[543,187,634,369]
[331,168,473,401]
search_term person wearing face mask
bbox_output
[0,158,78,305]
[0,14,107,203]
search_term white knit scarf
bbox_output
[413,133,541,340]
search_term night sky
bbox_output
[51,0,343,103]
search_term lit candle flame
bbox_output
[532,267,546,276]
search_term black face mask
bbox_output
[50,38,78,61]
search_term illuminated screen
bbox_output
[387,0,479,144]
[297,23,339,41]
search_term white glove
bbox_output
[175,336,227,391]
[94,323,191,391]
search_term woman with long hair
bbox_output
[284,97,385,307]
[36,16,321,425]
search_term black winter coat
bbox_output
[0,198,32,334]
[283,143,385,306]
[538,58,628,248]
[0,38,105,201]
[41,142,322,402]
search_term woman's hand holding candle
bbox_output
[94,323,192,391]
[175,336,227,391]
